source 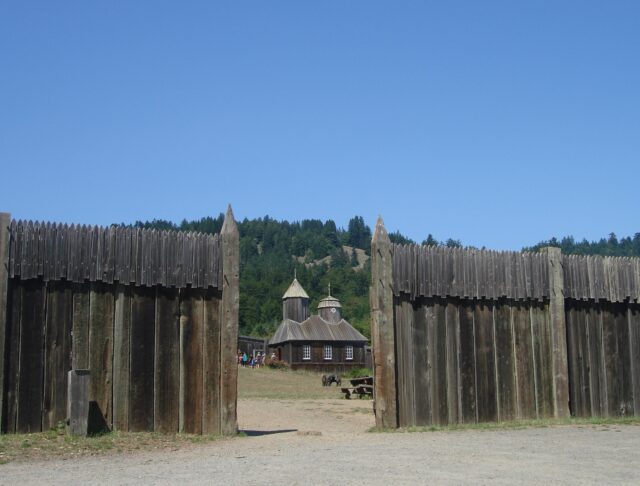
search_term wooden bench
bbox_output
[341,376,374,399]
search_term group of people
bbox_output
[237,350,276,368]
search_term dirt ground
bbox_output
[2,396,640,485]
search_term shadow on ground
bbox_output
[241,429,298,437]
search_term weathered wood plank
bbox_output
[474,301,497,422]
[42,281,73,430]
[203,288,222,435]
[88,282,114,429]
[546,247,570,418]
[532,302,554,418]
[412,299,431,426]
[180,288,204,434]
[513,302,536,419]
[67,370,90,436]
[432,299,448,425]
[614,303,633,415]
[4,280,22,433]
[16,279,46,433]
[458,301,476,423]
[445,301,459,424]
[129,285,156,431]
[629,305,640,416]
[0,212,11,429]
[219,206,240,435]
[495,302,516,421]
[155,286,180,433]
[113,284,132,431]
[72,284,90,369]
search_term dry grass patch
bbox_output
[238,366,343,399]
[0,426,224,465]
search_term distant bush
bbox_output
[344,367,372,379]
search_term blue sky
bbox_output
[1,1,638,250]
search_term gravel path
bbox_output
[2,399,639,485]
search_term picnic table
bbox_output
[341,376,373,399]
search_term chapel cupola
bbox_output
[282,273,310,322]
[317,284,342,323]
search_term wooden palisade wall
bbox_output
[371,217,640,428]
[0,207,239,435]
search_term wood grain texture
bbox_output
[42,281,73,430]
[202,289,222,435]
[113,284,132,431]
[370,217,397,428]
[88,282,114,429]
[220,206,239,435]
[0,213,11,429]
[154,286,180,433]
[129,286,155,432]
[16,280,46,433]
[180,288,203,434]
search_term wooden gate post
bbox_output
[370,216,398,428]
[0,212,11,431]
[67,369,91,436]
[220,205,239,435]
[545,246,570,418]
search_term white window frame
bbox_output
[323,345,333,360]
[345,345,353,361]
[302,344,311,361]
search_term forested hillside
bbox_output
[133,215,376,338]
[132,214,639,340]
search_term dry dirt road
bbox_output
[2,398,639,485]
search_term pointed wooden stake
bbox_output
[370,216,398,428]
[544,246,570,418]
[0,211,10,430]
[220,204,239,435]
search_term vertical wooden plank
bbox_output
[394,298,407,426]
[67,370,90,436]
[203,288,222,435]
[474,301,497,422]
[72,284,90,369]
[545,247,570,418]
[403,297,416,425]
[155,286,180,433]
[459,301,476,423]
[88,282,114,429]
[42,281,73,430]
[3,280,21,433]
[445,301,459,424]
[180,288,204,434]
[586,303,604,416]
[532,302,554,418]
[628,305,640,416]
[513,302,536,419]
[601,303,618,417]
[113,284,132,431]
[495,302,516,421]
[0,212,11,429]
[432,299,448,425]
[412,299,431,426]
[16,279,46,433]
[129,285,155,431]
[220,206,240,435]
[614,303,633,415]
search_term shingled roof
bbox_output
[268,315,367,346]
[282,278,309,299]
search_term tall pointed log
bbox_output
[220,205,239,435]
[370,216,397,428]
[544,246,570,418]
[0,212,11,430]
